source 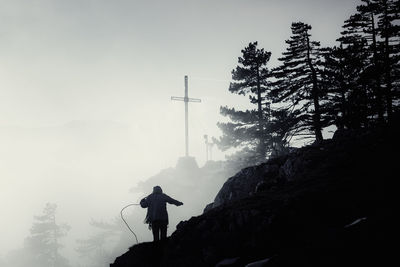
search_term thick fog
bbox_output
[0,0,359,266]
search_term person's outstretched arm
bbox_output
[165,195,183,206]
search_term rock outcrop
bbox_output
[111,125,398,267]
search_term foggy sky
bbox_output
[0,0,359,263]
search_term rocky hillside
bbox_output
[110,125,398,267]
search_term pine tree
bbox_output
[322,40,372,129]
[321,46,348,129]
[339,0,386,124]
[216,107,264,163]
[24,203,70,267]
[216,42,272,161]
[374,0,400,122]
[336,0,400,125]
[271,22,326,142]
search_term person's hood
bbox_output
[153,185,163,194]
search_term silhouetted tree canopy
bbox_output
[216,42,273,163]
[271,22,327,142]
[218,0,399,165]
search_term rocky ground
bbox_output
[110,124,398,267]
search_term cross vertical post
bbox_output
[184,76,189,156]
[171,75,201,157]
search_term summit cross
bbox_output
[171,75,201,157]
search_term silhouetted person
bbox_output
[140,186,183,242]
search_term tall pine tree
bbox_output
[374,0,400,122]
[322,39,372,129]
[271,22,326,142]
[336,0,399,125]
[339,0,386,124]
[216,42,272,162]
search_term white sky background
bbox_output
[0,0,359,262]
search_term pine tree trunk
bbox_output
[338,48,348,129]
[370,11,385,124]
[256,65,266,158]
[306,35,323,142]
[339,81,347,130]
[382,0,393,123]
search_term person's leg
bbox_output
[152,221,160,242]
[160,221,168,240]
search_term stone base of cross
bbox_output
[175,156,199,171]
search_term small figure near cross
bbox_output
[203,134,214,162]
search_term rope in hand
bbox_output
[120,203,140,244]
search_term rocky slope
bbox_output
[110,125,398,267]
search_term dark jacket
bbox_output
[141,190,182,224]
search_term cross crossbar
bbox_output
[171,96,201,103]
